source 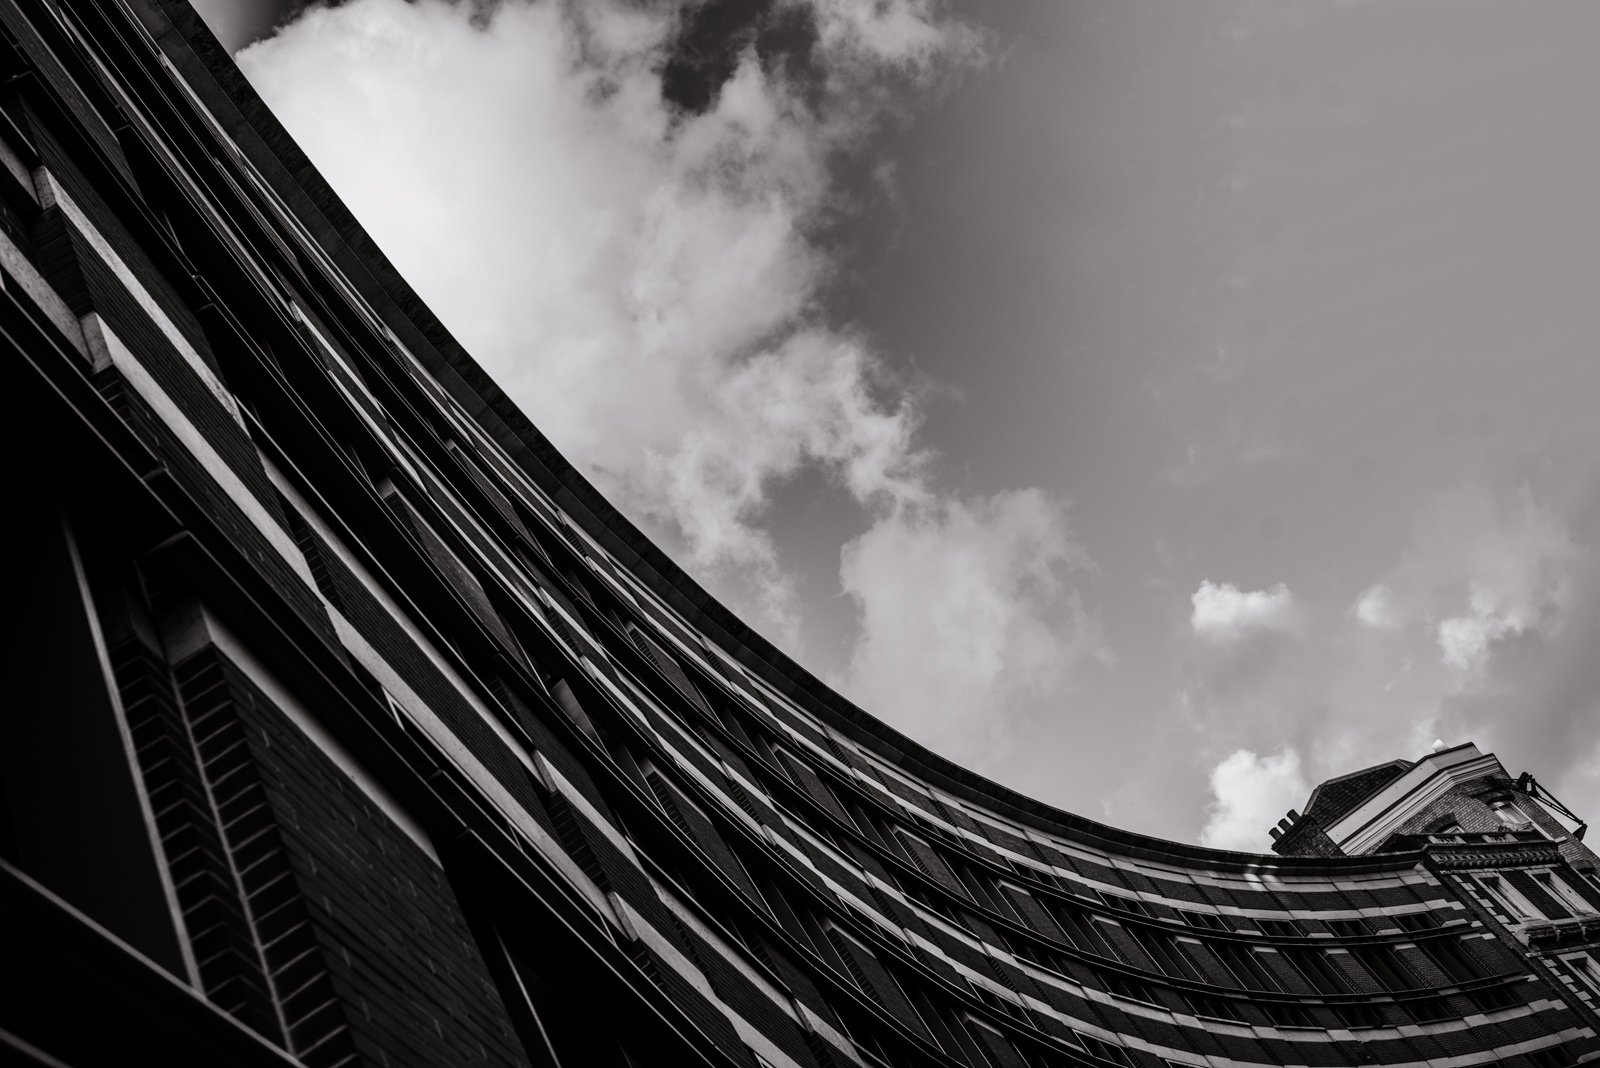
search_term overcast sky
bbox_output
[196,0,1600,851]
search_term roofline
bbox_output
[1297,757,1415,826]
[1329,745,1505,855]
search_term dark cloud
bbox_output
[660,0,820,113]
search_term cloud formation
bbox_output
[1189,481,1597,847]
[1418,487,1599,809]
[1351,584,1402,631]
[1190,580,1297,642]
[241,0,945,631]
[1199,747,1308,852]
[1356,484,1578,674]
[835,491,1101,764]
[240,0,1093,756]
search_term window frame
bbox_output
[1479,874,1542,921]
[1535,870,1595,916]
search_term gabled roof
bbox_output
[1299,759,1414,826]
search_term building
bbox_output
[1,1,1598,1065]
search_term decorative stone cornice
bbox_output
[1424,840,1563,870]
[1526,914,1600,951]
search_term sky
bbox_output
[194,0,1600,852]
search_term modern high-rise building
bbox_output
[2,2,1598,1065]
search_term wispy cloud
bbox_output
[1354,484,1578,674]
[238,0,978,631]
[834,490,1103,765]
[241,0,1094,754]
[1351,584,1402,630]
[1391,485,1599,806]
[1178,579,1312,767]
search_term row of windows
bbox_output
[216,190,1586,1061]
[110,25,1590,1062]
[561,610,1520,1045]
[247,254,1556,1061]
[496,551,1531,1035]
[1480,870,1597,923]
[292,293,1495,982]
[25,8,1591,1066]
[554,691,1139,1067]
[554,630,1540,1065]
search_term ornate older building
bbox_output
[1,1,1597,1065]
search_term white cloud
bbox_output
[241,0,1097,759]
[834,491,1101,764]
[238,0,981,641]
[1199,748,1308,852]
[1436,586,1539,671]
[1352,583,1402,630]
[1351,485,1576,673]
[1190,580,1297,642]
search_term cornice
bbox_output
[1526,914,1600,952]
[1424,841,1563,871]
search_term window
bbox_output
[1181,993,1242,1022]
[1406,995,1450,1022]
[1535,871,1595,916]
[951,862,1005,914]
[968,981,1028,1024]
[1094,969,1157,1005]
[1127,927,1202,982]
[1258,919,1303,938]
[1425,816,1462,836]
[1348,945,1415,992]
[1526,1048,1573,1068]
[1491,799,1532,829]
[1074,1033,1133,1066]
[1420,937,1482,984]
[1563,952,1600,994]
[897,876,956,923]
[1338,1004,1382,1029]
[1468,984,1516,1012]
[1480,875,1542,921]
[995,881,1045,927]
[1051,904,1118,959]
[1261,1002,1317,1028]
[893,829,942,880]
[1280,947,1353,994]
[962,1015,1027,1068]
[1212,943,1283,992]
[1326,918,1369,939]
[1176,909,1229,932]
[1095,890,1150,916]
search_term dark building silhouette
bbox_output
[2,2,1598,1065]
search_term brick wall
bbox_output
[178,643,533,1068]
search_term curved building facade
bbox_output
[2,2,1598,1066]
